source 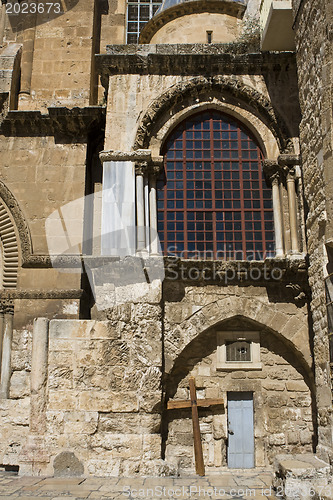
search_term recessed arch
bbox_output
[134,76,295,155]
[0,180,32,287]
[154,101,280,160]
[164,295,313,376]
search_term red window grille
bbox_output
[156,110,274,260]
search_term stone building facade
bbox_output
[0,0,331,478]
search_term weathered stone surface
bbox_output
[53,451,84,477]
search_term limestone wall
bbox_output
[163,283,314,470]
[149,13,241,44]
[292,0,333,463]
[35,300,163,476]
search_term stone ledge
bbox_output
[97,48,296,78]
[273,454,332,500]
[0,106,105,138]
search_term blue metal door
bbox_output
[227,392,254,468]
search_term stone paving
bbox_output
[0,470,276,500]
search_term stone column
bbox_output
[278,154,301,255]
[149,173,158,255]
[100,160,136,257]
[286,168,299,253]
[0,4,6,47]
[144,174,150,252]
[135,163,146,253]
[264,161,284,258]
[0,308,4,378]
[18,15,37,107]
[99,149,152,257]
[30,318,49,433]
[0,302,14,399]
[272,173,284,257]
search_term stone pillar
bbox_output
[0,302,14,399]
[278,154,301,256]
[18,16,37,107]
[144,174,150,252]
[264,161,284,258]
[100,160,136,257]
[0,4,6,47]
[286,168,300,253]
[149,174,158,255]
[135,163,146,253]
[271,172,284,257]
[30,318,49,433]
[99,150,153,257]
[0,309,4,377]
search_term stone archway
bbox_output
[163,312,315,471]
[134,76,295,154]
[164,294,312,375]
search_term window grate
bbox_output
[226,341,251,362]
[127,0,161,44]
[157,110,275,260]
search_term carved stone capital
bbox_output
[0,299,14,314]
[99,149,152,163]
[149,164,163,179]
[263,160,281,185]
[286,166,296,182]
[147,156,164,178]
[135,162,148,176]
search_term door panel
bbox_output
[227,392,254,468]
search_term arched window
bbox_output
[156,110,274,260]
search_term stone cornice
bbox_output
[164,256,309,288]
[278,154,300,166]
[139,0,246,44]
[0,289,85,300]
[99,149,152,162]
[0,106,106,138]
[96,48,297,80]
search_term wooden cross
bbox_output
[167,376,224,476]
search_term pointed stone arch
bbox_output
[164,295,312,376]
[134,76,295,154]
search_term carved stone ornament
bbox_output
[132,76,294,154]
[99,149,152,163]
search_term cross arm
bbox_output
[167,397,224,410]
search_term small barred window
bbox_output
[226,341,251,362]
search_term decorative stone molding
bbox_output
[139,0,246,44]
[286,283,309,303]
[133,76,294,153]
[0,289,84,299]
[263,159,281,182]
[164,256,308,285]
[135,162,148,176]
[0,200,19,289]
[0,299,14,314]
[99,149,152,163]
[0,106,106,139]
[0,180,31,267]
[278,154,301,166]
